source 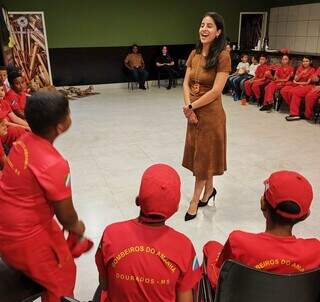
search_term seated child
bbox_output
[0,66,10,93]
[227,54,250,101]
[0,81,29,131]
[244,54,272,105]
[280,56,315,121]
[6,70,28,119]
[204,170,320,289]
[260,54,294,111]
[237,56,259,102]
[95,164,202,302]
[304,67,320,120]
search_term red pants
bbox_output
[263,82,287,105]
[244,80,270,99]
[289,85,314,116]
[305,88,320,120]
[0,220,76,302]
[203,241,223,288]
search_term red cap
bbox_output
[138,164,181,220]
[264,170,313,219]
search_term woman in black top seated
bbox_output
[156,46,179,89]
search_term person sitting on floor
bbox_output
[6,69,28,119]
[203,170,320,291]
[95,164,202,302]
[260,54,294,111]
[156,46,179,90]
[244,54,272,105]
[124,44,149,90]
[227,54,250,101]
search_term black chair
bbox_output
[314,98,320,123]
[210,260,320,302]
[0,258,43,302]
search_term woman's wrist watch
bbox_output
[188,103,193,110]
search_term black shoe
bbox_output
[184,204,199,221]
[285,115,300,121]
[198,188,217,207]
[166,86,172,90]
[249,96,256,104]
[260,104,273,111]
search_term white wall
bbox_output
[268,3,320,53]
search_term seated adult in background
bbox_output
[156,46,179,90]
[203,170,320,290]
[6,70,28,119]
[124,44,149,90]
[244,54,272,105]
[280,56,315,121]
[96,164,201,302]
[260,54,294,111]
[0,91,88,302]
[304,67,320,121]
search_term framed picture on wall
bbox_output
[7,11,52,87]
[238,12,268,50]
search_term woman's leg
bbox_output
[187,178,206,214]
[201,177,214,202]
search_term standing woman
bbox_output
[182,12,231,221]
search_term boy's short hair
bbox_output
[25,91,69,136]
[8,70,22,87]
[260,54,268,60]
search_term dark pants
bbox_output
[129,68,148,88]
[234,74,253,100]
[158,66,179,88]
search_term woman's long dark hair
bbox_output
[196,12,227,70]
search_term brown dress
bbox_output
[182,49,231,180]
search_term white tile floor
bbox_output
[55,84,320,300]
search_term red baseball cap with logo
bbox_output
[264,170,313,219]
[138,163,181,220]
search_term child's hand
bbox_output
[70,220,85,237]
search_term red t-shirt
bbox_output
[275,65,294,80]
[0,132,72,242]
[294,66,315,82]
[255,64,271,80]
[0,97,12,119]
[207,230,320,287]
[95,219,201,302]
[5,89,27,112]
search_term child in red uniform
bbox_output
[95,164,202,302]
[304,67,320,120]
[0,91,88,302]
[244,54,272,104]
[203,170,320,289]
[0,66,10,93]
[280,57,315,121]
[260,55,294,111]
[0,81,29,131]
[6,70,28,119]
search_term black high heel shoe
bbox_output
[184,204,199,221]
[198,188,217,207]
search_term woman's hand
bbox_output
[183,105,193,118]
[188,111,198,124]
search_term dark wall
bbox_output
[50,44,194,86]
